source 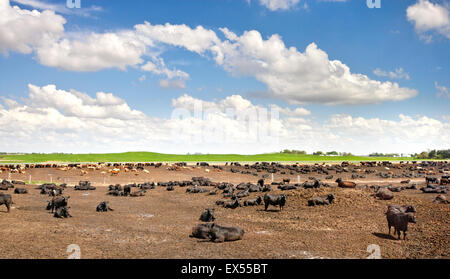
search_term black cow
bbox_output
[207,223,244,243]
[223,198,240,209]
[47,196,70,213]
[278,185,297,191]
[96,201,114,212]
[123,185,131,196]
[386,211,416,240]
[189,223,214,239]
[54,206,72,218]
[0,193,13,212]
[199,208,216,222]
[236,189,250,198]
[308,194,335,206]
[426,177,439,185]
[257,179,264,187]
[263,194,286,211]
[14,188,28,194]
[243,196,262,206]
[387,204,416,214]
[303,180,320,189]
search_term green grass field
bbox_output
[0,152,420,164]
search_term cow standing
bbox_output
[263,194,286,211]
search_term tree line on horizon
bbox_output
[281,149,450,159]
[280,150,350,156]
[414,149,450,159]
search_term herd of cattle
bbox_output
[0,160,449,243]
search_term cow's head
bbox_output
[280,195,287,206]
[407,213,417,224]
[327,194,335,203]
[256,196,262,204]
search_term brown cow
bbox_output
[335,178,356,188]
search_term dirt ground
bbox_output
[0,164,448,259]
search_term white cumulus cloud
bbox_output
[407,0,450,41]
[0,0,66,55]
[36,31,147,72]
[210,28,417,105]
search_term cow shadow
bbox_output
[196,239,212,243]
[372,232,397,240]
[256,209,282,213]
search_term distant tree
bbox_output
[280,149,306,154]
[428,150,437,158]
[414,149,449,159]
[369,153,383,157]
[417,152,429,159]
[436,149,450,159]
[313,151,324,156]
[326,151,338,155]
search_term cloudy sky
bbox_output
[0,0,449,155]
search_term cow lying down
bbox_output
[336,178,356,188]
[14,188,28,194]
[189,223,244,243]
[130,190,146,197]
[54,206,72,218]
[96,201,114,212]
[190,223,214,239]
[374,188,394,200]
[47,196,70,213]
[208,223,244,243]
[308,194,334,206]
[243,196,262,206]
[433,194,449,204]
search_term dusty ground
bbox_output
[0,164,448,259]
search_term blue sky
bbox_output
[0,0,449,155]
